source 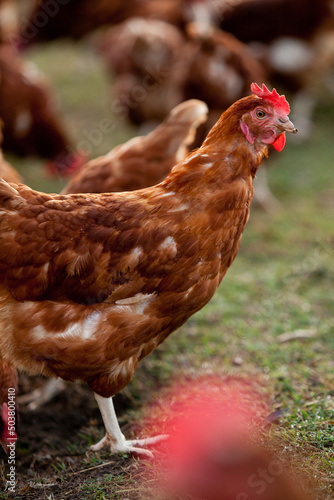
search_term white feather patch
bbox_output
[160,191,176,197]
[169,203,189,213]
[115,292,156,315]
[109,356,136,379]
[159,236,177,255]
[184,152,200,164]
[32,310,102,341]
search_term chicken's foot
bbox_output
[92,394,168,458]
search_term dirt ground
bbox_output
[1,375,144,500]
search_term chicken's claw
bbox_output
[90,433,168,458]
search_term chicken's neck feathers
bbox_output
[163,130,266,198]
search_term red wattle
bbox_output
[272,132,286,152]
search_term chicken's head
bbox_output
[241,83,297,151]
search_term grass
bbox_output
[2,38,334,499]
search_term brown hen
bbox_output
[0,85,297,456]
[63,99,208,195]
[97,17,186,126]
[19,0,225,46]
[97,18,267,137]
[0,45,86,176]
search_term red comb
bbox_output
[250,83,290,115]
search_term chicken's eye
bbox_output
[255,109,266,119]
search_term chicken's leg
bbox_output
[91,394,168,458]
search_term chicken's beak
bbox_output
[272,116,298,151]
[278,117,298,134]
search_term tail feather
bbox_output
[165,100,209,129]
[155,100,209,153]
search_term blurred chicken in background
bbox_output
[0,44,86,177]
[63,99,208,195]
[18,0,181,46]
[175,22,267,141]
[144,377,312,500]
[97,17,186,127]
[18,0,223,46]
[218,0,332,44]
[97,17,267,139]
